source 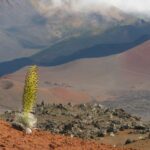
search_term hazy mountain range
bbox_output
[0,0,150,76]
[0,0,150,119]
[1,40,150,120]
[0,0,149,63]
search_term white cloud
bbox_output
[31,0,150,17]
[80,0,150,14]
[107,0,150,14]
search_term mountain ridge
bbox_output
[0,31,149,76]
[0,0,148,62]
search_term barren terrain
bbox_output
[0,41,150,120]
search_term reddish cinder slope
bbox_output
[120,40,150,76]
[0,120,129,150]
[118,40,150,90]
[1,40,150,111]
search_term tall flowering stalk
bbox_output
[23,65,38,114]
[12,65,38,134]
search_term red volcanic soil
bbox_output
[0,120,134,150]
[120,40,150,75]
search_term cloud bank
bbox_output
[31,0,150,14]
[29,0,126,43]
[102,0,150,15]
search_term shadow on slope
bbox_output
[0,58,33,76]
[0,35,149,76]
[35,35,150,66]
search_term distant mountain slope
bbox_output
[0,0,146,62]
[0,0,150,73]
[0,0,50,61]
[1,40,150,113]
[0,20,150,76]
[31,21,150,65]
[121,39,150,75]
[32,40,150,94]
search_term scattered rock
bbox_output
[125,139,133,145]
[1,102,150,140]
[134,123,147,130]
[25,128,32,134]
[138,136,145,140]
[110,132,115,137]
[12,122,25,131]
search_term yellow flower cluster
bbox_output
[22,65,38,114]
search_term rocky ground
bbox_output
[1,103,150,149]
[0,120,129,150]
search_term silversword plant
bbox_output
[13,65,38,134]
